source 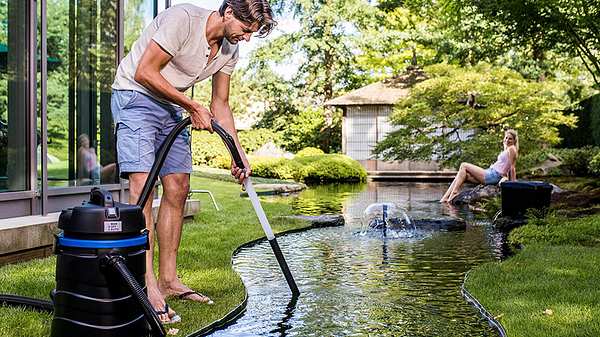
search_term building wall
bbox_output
[343,104,439,172]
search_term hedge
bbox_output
[296,147,325,157]
[251,154,367,184]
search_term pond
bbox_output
[209,182,504,337]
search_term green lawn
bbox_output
[0,175,310,337]
[465,214,600,337]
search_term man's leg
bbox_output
[157,173,212,303]
[128,172,173,322]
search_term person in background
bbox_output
[440,129,518,203]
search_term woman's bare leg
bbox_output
[448,163,486,201]
[441,176,459,202]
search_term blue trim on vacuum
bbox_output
[57,234,148,248]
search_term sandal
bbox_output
[155,303,181,324]
[176,290,214,305]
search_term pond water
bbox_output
[209,182,504,337]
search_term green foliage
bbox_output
[562,94,600,148]
[190,132,227,167]
[124,0,147,54]
[444,0,600,87]
[251,154,367,184]
[297,154,368,183]
[296,147,325,157]
[280,107,324,152]
[553,146,600,176]
[589,152,600,176]
[190,128,282,167]
[251,157,305,181]
[281,107,335,152]
[516,148,555,175]
[374,63,577,168]
[250,0,380,151]
[509,213,600,247]
[238,128,282,153]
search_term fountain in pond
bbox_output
[361,202,417,238]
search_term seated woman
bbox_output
[440,129,518,203]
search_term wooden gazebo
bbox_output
[324,67,454,180]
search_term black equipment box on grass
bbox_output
[501,181,553,217]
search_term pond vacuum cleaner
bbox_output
[0,118,299,336]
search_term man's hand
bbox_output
[231,155,251,184]
[188,101,214,132]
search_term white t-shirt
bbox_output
[112,4,239,100]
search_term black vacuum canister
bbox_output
[51,188,151,337]
[501,181,553,217]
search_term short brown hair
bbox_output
[219,0,277,38]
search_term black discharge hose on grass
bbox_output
[0,294,53,313]
[103,254,166,337]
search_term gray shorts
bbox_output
[111,89,191,179]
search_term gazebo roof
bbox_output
[324,66,427,106]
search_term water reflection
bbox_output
[209,182,502,337]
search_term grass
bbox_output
[0,175,310,337]
[465,213,600,337]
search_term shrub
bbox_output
[589,151,600,176]
[190,132,227,167]
[516,148,553,175]
[250,154,367,184]
[296,147,324,157]
[301,154,367,183]
[250,157,304,181]
[281,107,325,153]
[554,146,599,176]
[508,213,600,247]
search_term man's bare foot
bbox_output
[159,279,213,304]
[148,281,179,323]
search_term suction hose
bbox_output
[103,254,166,337]
[137,117,299,296]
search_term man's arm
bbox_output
[134,40,213,131]
[211,71,251,182]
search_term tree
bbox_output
[246,0,382,152]
[443,0,600,87]
[373,63,577,169]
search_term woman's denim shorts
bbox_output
[484,168,503,185]
[111,89,191,179]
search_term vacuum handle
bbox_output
[90,187,114,207]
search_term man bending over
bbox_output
[111,0,276,323]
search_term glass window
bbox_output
[124,0,165,54]
[45,0,119,187]
[0,1,30,192]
